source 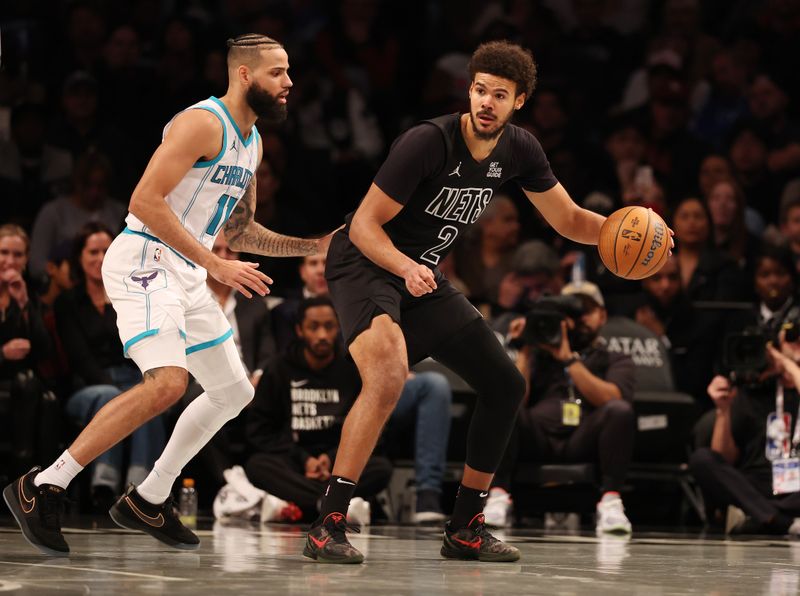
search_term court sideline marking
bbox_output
[0,560,189,582]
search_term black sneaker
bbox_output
[109,485,199,550]
[2,466,69,557]
[441,513,520,562]
[303,512,364,564]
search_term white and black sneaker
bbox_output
[109,485,200,550]
[3,467,70,556]
[483,488,513,528]
[596,492,632,535]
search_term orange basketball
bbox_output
[597,206,670,280]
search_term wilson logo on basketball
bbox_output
[640,221,666,267]
[621,229,642,242]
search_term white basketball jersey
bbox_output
[125,96,260,251]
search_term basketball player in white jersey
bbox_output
[3,34,333,555]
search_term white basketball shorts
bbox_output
[102,227,245,381]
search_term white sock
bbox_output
[137,386,245,505]
[34,450,84,489]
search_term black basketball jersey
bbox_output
[342,113,558,267]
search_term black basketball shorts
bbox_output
[324,231,482,363]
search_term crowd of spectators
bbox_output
[3,0,800,532]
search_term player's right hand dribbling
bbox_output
[402,262,437,297]
[208,256,272,298]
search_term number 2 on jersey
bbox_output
[205,194,239,236]
[420,225,459,266]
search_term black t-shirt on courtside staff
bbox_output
[342,113,559,267]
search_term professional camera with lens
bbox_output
[522,295,585,347]
[723,320,800,386]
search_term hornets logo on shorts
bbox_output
[124,269,167,294]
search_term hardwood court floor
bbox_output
[1,518,799,595]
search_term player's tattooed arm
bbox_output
[223,178,320,257]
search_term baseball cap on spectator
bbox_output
[561,281,605,308]
[512,240,560,275]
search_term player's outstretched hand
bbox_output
[208,257,272,298]
[402,262,437,297]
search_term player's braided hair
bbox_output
[226,34,282,49]
[226,34,283,70]
[469,40,537,99]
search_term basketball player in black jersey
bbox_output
[303,41,607,564]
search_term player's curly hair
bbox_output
[469,40,537,99]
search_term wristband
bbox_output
[563,352,581,368]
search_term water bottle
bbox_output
[178,478,198,528]
[571,251,586,285]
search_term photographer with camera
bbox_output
[689,330,800,536]
[694,243,800,447]
[485,283,636,534]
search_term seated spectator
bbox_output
[692,47,750,149]
[697,152,769,235]
[705,177,760,277]
[383,370,453,524]
[694,244,800,448]
[597,115,666,214]
[272,254,329,353]
[671,196,749,302]
[747,71,800,179]
[453,195,520,310]
[0,224,54,477]
[246,297,392,524]
[727,244,800,341]
[37,242,73,394]
[689,339,800,537]
[0,103,72,227]
[728,121,783,225]
[179,233,277,492]
[636,257,721,407]
[594,115,642,203]
[698,153,735,199]
[635,72,708,200]
[55,223,163,511]
[29,152,125,282]
[492,240,564,328]
[48,71,131,196]
[208,234,277,388]
[39,242,73,310]
[247,296,452,523]
[487,283,636,534]
[779,195,800,272]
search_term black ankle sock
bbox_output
[450,484,488,529]
[318,475,357,521]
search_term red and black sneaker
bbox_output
[302,512,364,564]
[3,467,69,557]
[441,513,520,562]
